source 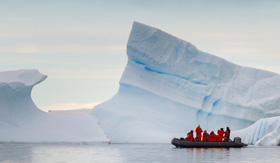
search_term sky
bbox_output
[1,0,280,111]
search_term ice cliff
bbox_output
[92,22,280,144]
[0,69,109,143]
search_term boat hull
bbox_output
[171,138,247,148]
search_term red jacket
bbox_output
[217,130,225,141]
[202,133,209,141]
[226,129,231,138]
[209,133,218,141]
[217,130,225,137]
[188,132,194,141]
[196,127,203,137]
[196,127,203,141]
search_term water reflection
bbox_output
[0,143,32,162]
[31,144,123,163]
[1,144,280,162]
[177,148,230,162]
[0,143,123,163]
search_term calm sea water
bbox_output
[0,143,279,163]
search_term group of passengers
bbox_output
[184,125,231,142]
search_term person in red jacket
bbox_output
[209,131,218,141]
[195,125,203,141]
[186,130,194,141]
[217,129,221,141]
[202,130,210,141]
[225,127,231,141]
[217,128,225,141]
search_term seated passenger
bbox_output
[202,130,210,141]
[187,130,194,141]
[217,128,225,141]
[209,131,218,141]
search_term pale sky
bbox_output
[1,0,280,111]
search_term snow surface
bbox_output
[92,22,280,144]
[0,69,109,143]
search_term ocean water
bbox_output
[0,143,280,163]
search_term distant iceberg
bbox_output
[0,69,109,143]
[93,22,280,144]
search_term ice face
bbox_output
[92,22,280,143]
[232,116,280,146]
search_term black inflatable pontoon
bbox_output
[171,137,247,148]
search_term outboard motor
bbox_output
[233,137,242,143]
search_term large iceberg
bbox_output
[92,22,280,144]
[0,69,109,143]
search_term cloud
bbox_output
[218,47,258,56]
[14,43,39,53]
[43,65,125,80]
[37,43,126,54]
[0,41,126,56]
[0,43,39,54]
[39,101,102,112]
[108,45,126,51]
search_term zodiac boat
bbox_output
[171,137,247,148]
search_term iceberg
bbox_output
[1,23,279,145]
[92,22,280,144]
[232,116,280,145]
[0,69,109,143]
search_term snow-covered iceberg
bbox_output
[92,22,280,144]
[0,69,109,143]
